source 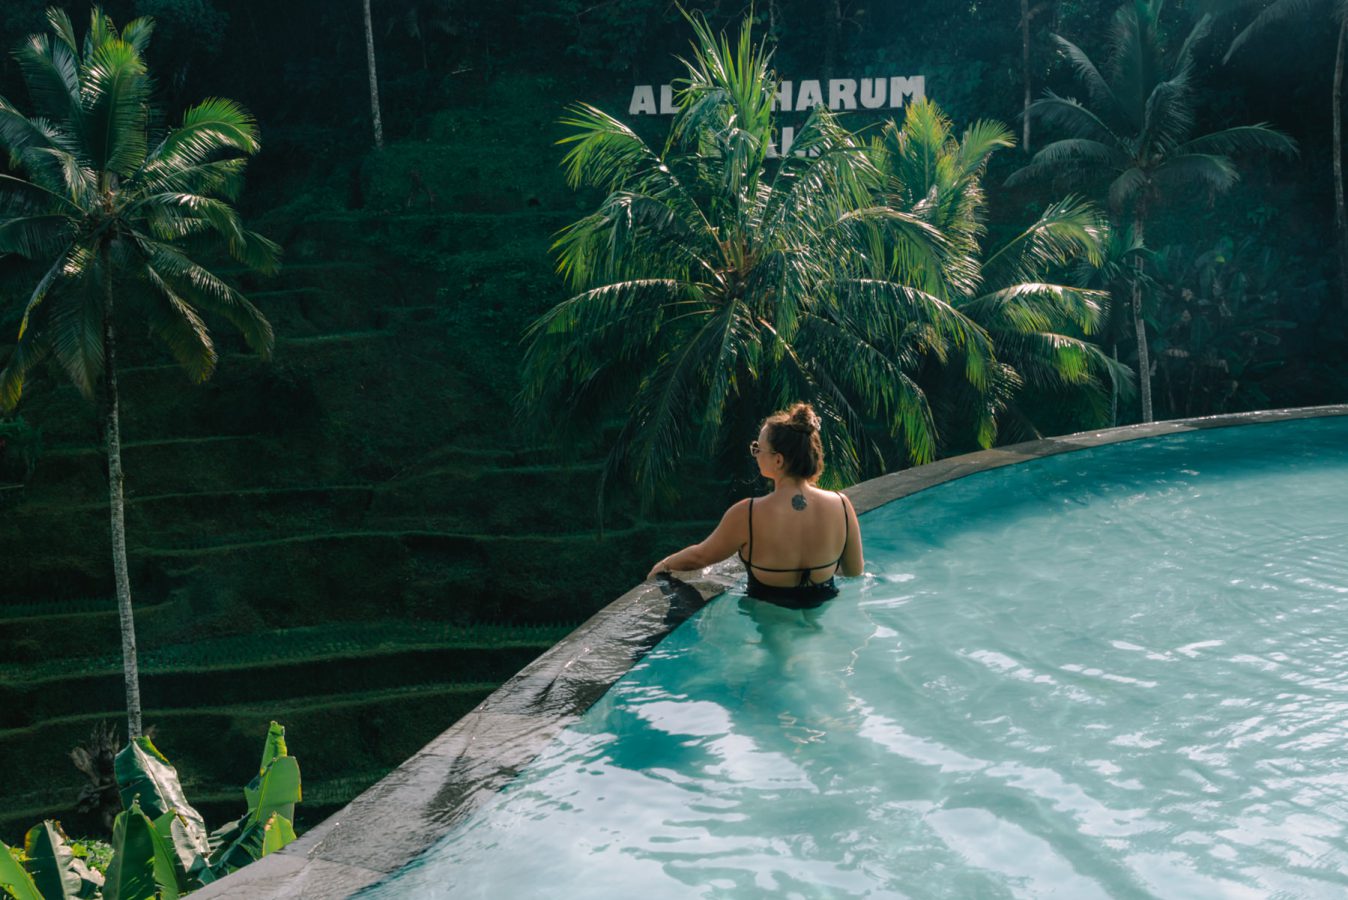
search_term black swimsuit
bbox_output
[737,491,849,610]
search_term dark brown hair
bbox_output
[762,402,824,481]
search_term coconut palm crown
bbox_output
[871,101,1125,446]
[521,13,996,513]
[0,7,279,737]
[1007,0,1296,422]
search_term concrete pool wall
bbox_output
[191,405,1348,898]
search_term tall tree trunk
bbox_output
[103,250,142,739]
[1132,214,1153,422]
[1110,341,1119,426]
[363,0,384,149]
[824,0,841,73]
[1022,0,1032,152]
[1334,15,1348,309]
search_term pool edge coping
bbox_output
[191,404,1348,899]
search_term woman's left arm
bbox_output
[647,499,750,580]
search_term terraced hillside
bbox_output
[0,77,724,840]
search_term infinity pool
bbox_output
[365,417,1348,898]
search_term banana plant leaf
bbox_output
[104,802,180,900]
[114,737,209,856]
[260,814,297,857]
[258,721,288,774]
[250,756,301,828]
[206,815,263,877]
[21,822,103,900]
[153,812,211,893]
[0,839,42,900]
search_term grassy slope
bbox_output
[0,73,722,840]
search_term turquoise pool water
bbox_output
[368,417,1348,898]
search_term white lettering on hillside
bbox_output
[631,74,925,118]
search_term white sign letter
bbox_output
[795,79,823,111]
[859,77,886,109]
[774,80,793,113]
[630,85,656,116]
[659,84,677,115]
[828,78,858,110]
[888,76,925,108]
[780,125,796,157]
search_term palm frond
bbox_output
[142,267,218,382]
[1174,124,1298,158]
[119,16,156,55]
[46,273,106,399]
[0,213,74,258]
[80,38,150,177]
[13,32,82,128]
[1025,92,1125,145]
[1106,165,1150,213]
[148,98,260,171]
[0,327,51,412]
[1150,153,1239,198]
[982,195,1107,289]
[133,243,270,354]
[1138,73,1196,154]
[1224,0,1318,61]
[1051,34,1127,130]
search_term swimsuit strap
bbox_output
[834,490,849,566]
[738,492,850,575]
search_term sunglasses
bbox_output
[749,440,769,458]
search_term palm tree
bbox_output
[870,102,1124,447]
[362,0,384,148]
[1008,0,1296,422]
[0,8,279,738]
[521,13,994,514]
[1219,0,1348,310]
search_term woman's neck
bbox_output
[771,476,811,493]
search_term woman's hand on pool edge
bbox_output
[647,501,750,581]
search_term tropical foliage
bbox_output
[1149,235,1313,416]
[1009,0,1297,422]
[1218,0,1348,309]
[867,102,1124,445]
[522,13,1117,510]
[0,7,278,737]
[0,724,301,899]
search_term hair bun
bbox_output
[787,402,821,432]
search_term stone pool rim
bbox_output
[191,404,1348,899]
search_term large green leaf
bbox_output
[114,737,209,856]
[258,721,288,774]
[153,811,208,893]
[250,756,301,828]
[260,814,297,857]
[21,822,102,900]
[104,802,180,900]
[0,839,41,900]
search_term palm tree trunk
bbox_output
[103,251,142,739]
[1132,214,1153,422]
[825,0,841,72]
[1022,0,1032,152]
[1334,15,1348,310]
[362,0,384,149]
[1110,341,1119,426]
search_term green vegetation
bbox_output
[0,0,1343,853]
[1009,0,1297,422]
[0,7,278,739]
[524,14,1117,510]
[0,724,300,898]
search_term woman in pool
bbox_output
[647,402,864,609]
